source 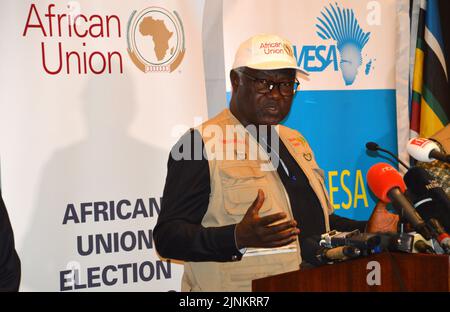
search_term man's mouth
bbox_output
[263,104,279,114]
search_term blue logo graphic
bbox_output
[315,3,371,85]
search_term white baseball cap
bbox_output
[232,33,309,79]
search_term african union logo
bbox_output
[127,7,186,73]
[315,3,372,85]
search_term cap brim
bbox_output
[295,68,310,82]
[245,61,309,77]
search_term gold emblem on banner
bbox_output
[127,7,185,73]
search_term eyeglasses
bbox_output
[238,70,300,96]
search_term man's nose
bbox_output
[267,83,282,99]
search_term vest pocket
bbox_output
[219,162,272,217]
[223,186,272,216]
[219,163,266,183]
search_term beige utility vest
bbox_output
[182,109,333,291]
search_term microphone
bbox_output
[407,138,450,163]
[366,142,380,151]
[366,141,410,170]
[319,229,381,254]
[403,167,450,232]
[428,218,450,253]
[367,163,432,240]
[300,235,361,266]
[316,246,361,264]
[413,240,436,254]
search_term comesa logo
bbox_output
[127,7,185,73]
[293,3,373,86]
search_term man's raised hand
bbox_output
[235,189,300,249]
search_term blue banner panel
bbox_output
[226,89,398,220]
[284,89,398,220]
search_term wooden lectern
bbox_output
[252,252,450,291]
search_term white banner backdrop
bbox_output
[223,0,398,91]
[0,0,207,291]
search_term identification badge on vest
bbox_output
[303,152,312,161]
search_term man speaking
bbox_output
[154,34,398,291]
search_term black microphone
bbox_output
[316,246,361,264]
[414,240,436,254]
[300,235,361,266]
[428,218,450,253]
[366,141,410,170]
[403,167,450,232]
[407,138,450,163]
[430,150,450,163]
[366,142,380,151]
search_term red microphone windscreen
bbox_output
[366,163,406,203]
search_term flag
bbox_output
[410,0,449,138]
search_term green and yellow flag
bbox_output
[410,0,449,138]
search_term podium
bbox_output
[252,252,450,291]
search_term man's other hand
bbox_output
[235,189,300,249]
[366,201,399,233]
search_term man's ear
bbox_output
[230,70,240,91]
